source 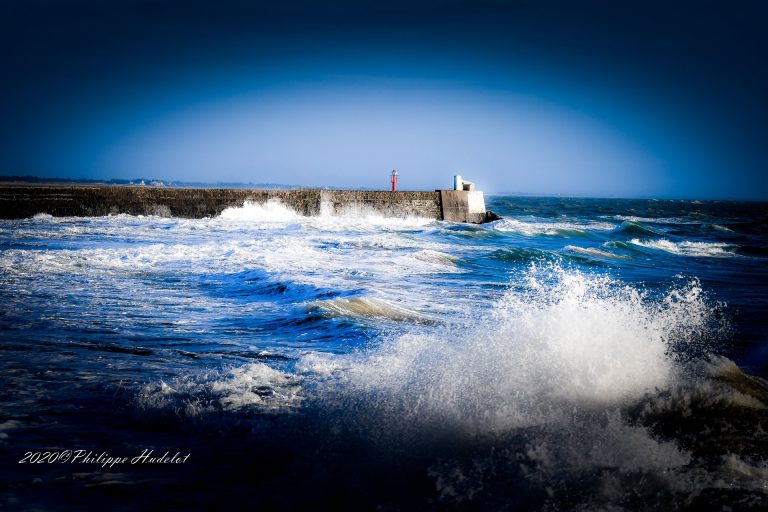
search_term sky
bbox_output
[1,0,767,199]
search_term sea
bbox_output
[1,196,767,511]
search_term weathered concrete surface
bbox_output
[0,186,441,220]
[439,190,489,223]
[318,190,441,218]
[0,185,498,222]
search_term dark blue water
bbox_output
[1,197,767,510]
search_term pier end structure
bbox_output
[438,189,490,224]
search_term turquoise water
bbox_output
[1,196,767,510]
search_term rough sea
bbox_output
[1,196,767,511]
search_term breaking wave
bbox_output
[411,249,460,266]
[219,199,302,223]
[630,238,738,257]
[489,247,563,263]
[611,215,702,225]
[299,266,715,432]
[611,220,663,237]
[218,199,436,231]
[491,218,615,237]
[564,244,632,260]
[309,296,439,325]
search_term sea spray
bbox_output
[298,265,715,436]
[219,199,302,223]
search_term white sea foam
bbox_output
[218,199,435,232]
[219,199,302,223]
[137,363,303,416]
[0,208,459,322]
[492,218,616,236]
[312,212,436,232]
[630,238,737,257]
[563,245,631,259]
[611,215,701,225]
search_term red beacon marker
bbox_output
[390,170,399,192]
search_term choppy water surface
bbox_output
[1,196,767,510]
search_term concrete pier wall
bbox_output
[0,185,495,223]
[317,190,442,218]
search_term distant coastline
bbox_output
[0,175,303,190]
[0,175,394,191]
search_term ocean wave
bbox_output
[706,355,768,405]
[634,357,767,426]
[488,246,612,266]
[626,356,768,499]
[563,245,632,260]
[411,249,460,266]
[489,247,560,263]
[629,238,737,257]
[491,218,615,237]
[342,233,452,251]
[309,297,439,325]
[603,240,651,254]
[611,215,702,225]
[611,220,663,237]
[711,224,736,233]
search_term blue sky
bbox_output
[2,1,767,199]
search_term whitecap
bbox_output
[629,238,737,257]
[492,218,615,236]
[309,296,439,324]
[563,245,631,259]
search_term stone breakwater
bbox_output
[0,186,499,223]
